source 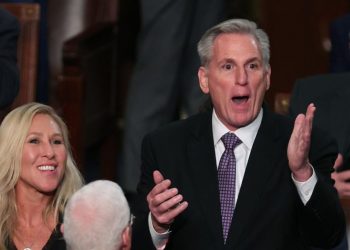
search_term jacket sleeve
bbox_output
[300,128,346,248]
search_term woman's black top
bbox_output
[7,223,66,250]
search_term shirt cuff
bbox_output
[291,165,317,205]
[148,212,171,250]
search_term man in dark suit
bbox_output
[133,19,345,250]
[0,7,19,108]
[289,73,350,194]
[330,13,350,73]
[289,73,350,158]
[289,73,350,250]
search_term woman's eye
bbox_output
[53,139,63,145]
[29,138,39,144]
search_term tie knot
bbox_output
[221,132,241,150]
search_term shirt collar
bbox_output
[212,108,263,150]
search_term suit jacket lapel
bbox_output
[227,109,284,248]
[187,111,224,244]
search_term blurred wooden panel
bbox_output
[48,0,118,101]
[258,0,350,108]
[0,3,39,107]
[56,23,118,172]
[85,0,119,24]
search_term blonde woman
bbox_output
[0,102,84,250]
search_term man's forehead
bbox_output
[212,33,262,59]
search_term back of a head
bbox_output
[63,180,130,250]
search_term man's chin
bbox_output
[230,115,253,128]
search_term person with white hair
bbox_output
[63,180,132,250]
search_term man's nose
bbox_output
[235,67,248,85]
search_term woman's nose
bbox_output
[42,142,55,158]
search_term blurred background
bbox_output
[0,0,349,182]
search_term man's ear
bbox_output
[198,66,209,94]
[120,226,132,250]
[60,224,64,235]
[265,67,271,90]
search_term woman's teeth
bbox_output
[38,165,55,171]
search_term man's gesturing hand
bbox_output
[287,103,315,181]
[147,170,188,233]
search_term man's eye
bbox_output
[223,64,232,70]
[249,63,258,69]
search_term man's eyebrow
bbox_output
[246,57,261,63]
[218,58,236,64]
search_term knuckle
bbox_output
[158,215,169,224]
[159,202,168,211]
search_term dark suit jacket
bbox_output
[330,13,350,73]
[133,107,345,250]
[0,7,20,108]
[289,73,350,166]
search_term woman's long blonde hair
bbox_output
[0,103,84,248]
